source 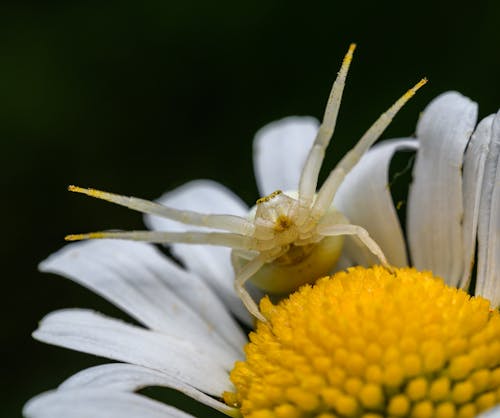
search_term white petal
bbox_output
[33,309,232,395]
[24,389,195,418]
[253,116,319,196]
[334,139,416,267]
[40,240,246,354]
[170,245,252,325]
[144,180,251,325]
[60,363,235,415]
[407,91,478,285]
[461,115,495,288]
[476,110,500,306]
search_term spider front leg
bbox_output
[233,254,267,322]
[311,78,428,220]
[318,223,392,270]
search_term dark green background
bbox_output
[2,1,499,416]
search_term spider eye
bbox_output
[256,190,283,205]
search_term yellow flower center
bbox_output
[224,266,500,418]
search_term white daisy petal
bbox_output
[33,309,233,395]
[144,180,251,325]
[60,363,235,414]
[407,91,478,285]
[476,110,500,306]
[334,139,416,267]
[461,115,495,288]
[172,246,252,326]
[253,116,319,196]
[39,240,246,353]
[24,389,194,418]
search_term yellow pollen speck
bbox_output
[68,185,107,200]
[225,266,500,417]
[65,232,106,241]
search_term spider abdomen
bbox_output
[232,235,343,294]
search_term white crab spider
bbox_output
[66,44,426,321]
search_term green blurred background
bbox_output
[2,0,499,416]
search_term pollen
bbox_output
[223,266,500,417]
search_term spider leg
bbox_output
[312,78,427,219]
[68,186,255,235]
[318,223,391,270]
[66,230,257,250]
[234,254,267,322]
[298,44,356,209]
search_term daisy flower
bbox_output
[25,47,500,417]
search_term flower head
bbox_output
[25,48,500,418]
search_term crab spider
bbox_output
[66,44,427,321]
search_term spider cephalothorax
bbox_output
[66,44,426,321]
[231,189,346,296]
